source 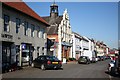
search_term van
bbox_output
[83,50,96,62]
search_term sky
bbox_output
[24,2,118,49]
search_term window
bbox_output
[37,26,40,38]
[37,30,39,38]
[4,15,10,32]
[37,47,40,57]
[42,29,44,38]
[16,18,21,33]
[42,47,44,55]
[40,57,45,60]
[24,21,28,36]
[38,30,40,38]
[40,29,44,38]
[31,24,35,37]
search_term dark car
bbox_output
[31,55,62,70]
[98,56,104,61]
[100,56,105,61]
[78,56,90,64]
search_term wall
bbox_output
[2,5,47,61]
[47,34,58,56]
[0,2,2,75]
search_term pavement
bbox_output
[66,61,77,64]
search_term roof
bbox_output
[42,15,63,34]
[72,32,82,39]
[2,1,49,26]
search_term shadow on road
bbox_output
[45,68,63,70]
[105,70,120,78]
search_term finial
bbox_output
[53,0,55,4]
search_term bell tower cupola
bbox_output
[50,1,59,18]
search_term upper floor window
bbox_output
[16,18,21,33]
[31,24,35,37]
[40,29,44,38]
[24,21,28,36]
[37,26,40,38]
[37,30,39,38]
[4,15,10,32]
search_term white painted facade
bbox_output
[70,32,82,59]
[58,9,72,60]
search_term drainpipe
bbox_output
[19,45,22,67]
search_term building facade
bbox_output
[81,36,89,55]
[95,41,109,57]
[0,2,49,67]
[42,3,72,63]
[71,32,82,60]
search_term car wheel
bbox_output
[41,64,45,70]
[110,67,115,74]
[86,62,89,64]
[31,63,35,67]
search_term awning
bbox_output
[61,42,72,46]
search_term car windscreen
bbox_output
[47,56,59,61]
[80,56,86,59]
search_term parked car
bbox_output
[101,56,105,61]
[32,55,62,70]
[78,56,90,64]
[98,56,104,61]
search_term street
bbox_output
[2,59,119,79]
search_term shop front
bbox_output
[61,42,72,63]
[20,43,34,66]
[2,41,16,72]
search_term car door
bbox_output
[35,57,42,67]
[36,56,46,67]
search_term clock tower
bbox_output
[50,2,59,18]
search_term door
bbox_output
[2,44,11,71]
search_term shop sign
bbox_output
[1,34,13,40]
[22,44,26,49]
[22,50,29,52]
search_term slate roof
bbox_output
[2,1,49,26]
[42,15,63,35]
